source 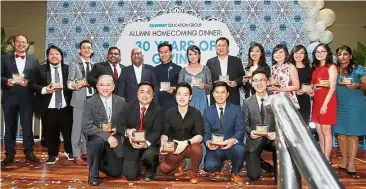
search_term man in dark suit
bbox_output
[118,82,163,182]
[87,46,125,94]
[203,81,245,187]
[117,48,159,103]
[206,37,245,105]
[1,34,39,166]
[243,70,276,181]
[82,75,125,186]
[29,45,73,165]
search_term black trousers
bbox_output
[123,146,159,181]
[3,100,34,156]
[87,135,123,178]
[245,139,277,181]
[42,107,72,157]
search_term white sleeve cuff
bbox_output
[146,140,151,147]
[41,87,47,95]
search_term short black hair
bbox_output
[176,82,192,95]
[186,45,201,64]
[138,81,154,92]
[158,42,172,52]
[108,46,120,54]
[215,37,230,46]
[252,69,269,80]
[46,45,64,64]
[212,81,229,92]
[13,34,29,43]
[79,40,92,49]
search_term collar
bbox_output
[215,103,226,111]
[256,93,268,101]
[80,57,90,64]
[174,105,192,115]
[99,94,113,101]
[139,103,150,111]
[218,55,228,61]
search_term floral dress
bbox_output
[271,63,300,109]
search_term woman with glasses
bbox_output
[289,45,312,125]
[269,44,300,108]
[309,43,337,164]
[333,45,366,177]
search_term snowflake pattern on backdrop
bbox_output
[46,0,308,66]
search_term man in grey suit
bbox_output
[82,75,125,186]
[243,70,276,181]
[67,40,95,165]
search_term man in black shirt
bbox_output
[159,82,203,184]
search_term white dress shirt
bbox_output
[100,95,113,122]
[109,62,122,78]
[41,64,67,109]
[81,58,95,96]
[256,94,269,111]
[15,54,26,75]
[215,103,226,116]
[133,64,143,84]
[218,56,228,76]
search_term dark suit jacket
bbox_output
[203,102,245,144]
[1,54,38,104]
[206,55,245,105]
[87,61,125,94]
[117,64,159,103]
[29,62,72,116]
[81,94,126,157]
[243,64,271,98]
[118,100,163,160]
[243,95,275,152]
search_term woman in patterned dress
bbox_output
[269,44,300,109]
[309,43,337,163]
[334,45,366,176]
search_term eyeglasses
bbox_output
[252,79,268,83]
[315,51,327,55]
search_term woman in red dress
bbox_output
[310,43,338,163]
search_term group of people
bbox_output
[1,34,365,186]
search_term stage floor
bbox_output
[1,142,366,188]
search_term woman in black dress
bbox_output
[289,45,312,125]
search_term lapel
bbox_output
[132,101,141,129]
[214,57,221,76]
[103,62,114,75]
[227,55,232,77]
[250,95,262,122]
[96,95,108,122]
[111,95,118,123]
[143,103,153,130]
[141,65,147,83]
[78,60,86,78]
[24,56,32,74]
[10,55,20,74]
[129,66,138,86]
[61,64,68,82]
[223,103,230,130]
[46,63,52,84]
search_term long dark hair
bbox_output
[46,45,64,65]
[312,43,333,70]
[247,43,266,68]
[186,45,201,64]
[271,44,289,65]
[289,45,310,68]
[336,45,356,75]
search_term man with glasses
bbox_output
[117,48,159,103]
[88,46,125,94]
[1,34,39,166]
[243,70,276,181]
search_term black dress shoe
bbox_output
[261,160,274,173]
[25,154,39,162]
[144,172,155,182]
[88,175,99,186]
[338,167,347,172]
[1,156,15,166]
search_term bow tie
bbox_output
[15,54,25,59]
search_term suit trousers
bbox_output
[42,107,72,157]
[123,146,159,181]
[87,135,123,178]
[71,105,87,157]
[160,143,202,173]
[3,100,34,156]
[245,138,276,181]
[204,143,245,174]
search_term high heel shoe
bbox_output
[338,167,347,172]
[328,159,333,165]
[347,171,357,177]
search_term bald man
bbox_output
[117,48,159,103]
[87,46,125,94]
[82,75,125,186]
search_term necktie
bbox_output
[138,107,147,131]
[54,66,62,109]
[104,99,111,122]
[15,54,25,59]
[260,98,265,124]
[219,107,224,128]
[113,64,119,80]
[85,62,93,94]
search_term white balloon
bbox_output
[317,8,336,27]
[314,0,324,9]
[306,42,320,62]
[319,30,334,44]
[303,18,316,31]
[27,45,35,55]
[308,30,320,41]
[298,0,314,8]
[307,7,320,19]
[315,21,326,32]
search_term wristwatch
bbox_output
[187,140,191,146]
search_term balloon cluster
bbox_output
[300,0,336,44]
